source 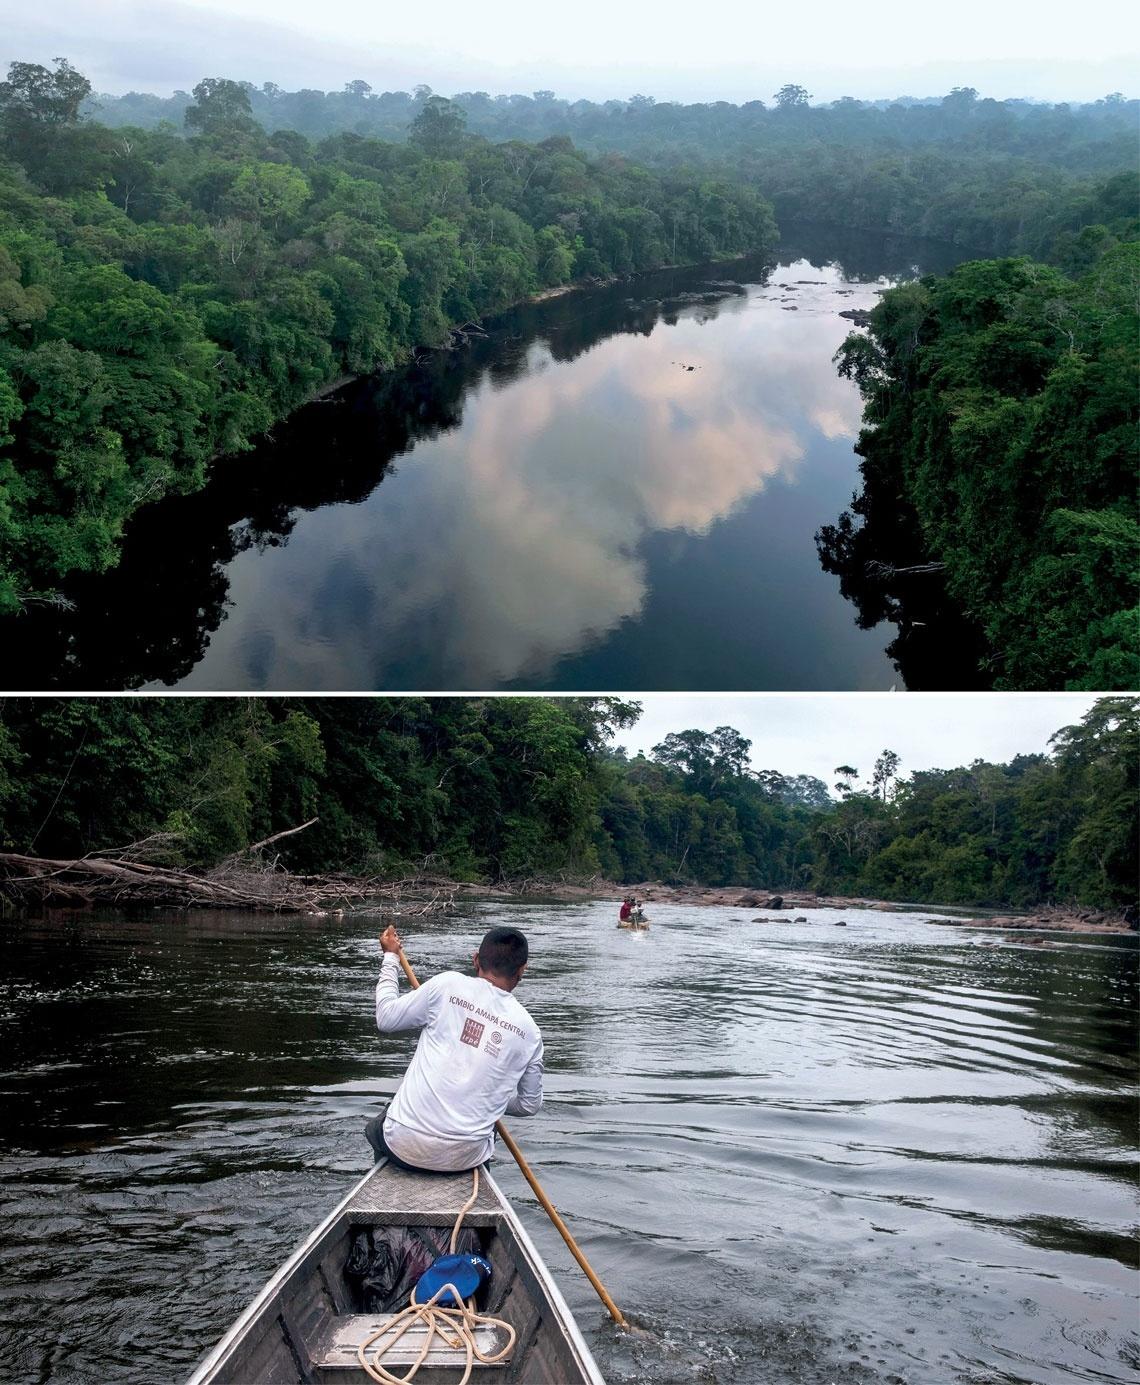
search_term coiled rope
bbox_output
[356,1167,517,1385]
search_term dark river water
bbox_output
[4,231,977,693]
[1,903,1136,1385]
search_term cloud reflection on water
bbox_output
[179,264,884,689]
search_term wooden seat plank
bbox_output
[313,1314,512,1371]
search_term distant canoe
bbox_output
[187,1159,605,1384]
[617,920,649,931]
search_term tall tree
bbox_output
[0,58,108,193]
[184,78,258,138]
[409,97,468,157]
[773,84,812,109]
[872,750,901,801]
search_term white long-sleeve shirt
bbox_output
[374,953,544,1171]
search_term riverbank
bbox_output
[302,281,605,404]
[423,879,1135,935]
[303,261,734,405]
[5,851,1131,935]
[306,243,797,415]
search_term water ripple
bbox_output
[0,902,1135,1384]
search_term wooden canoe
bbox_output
[186,1159,607,1384]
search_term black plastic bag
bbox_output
[345,1225,482,1313]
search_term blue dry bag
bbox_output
[413,1252,492,1308]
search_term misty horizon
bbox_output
[78,78,1132,109]
[57,71,1140,111]
[6,0,1137,107]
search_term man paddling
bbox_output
[618,895,647,928]
[365,924,544,1172]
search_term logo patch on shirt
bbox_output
[460,1018,485,1047]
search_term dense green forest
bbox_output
[0,60,777,612]
[820,244,1138,691]
[90,81,1138,257]
[2,62,1136,688]
[1,696,1135,912]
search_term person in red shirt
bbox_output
[618,897,633,922]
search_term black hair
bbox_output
[478,927,529,978]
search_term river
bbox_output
[1,902,1135,1384]
[3,230,984,692]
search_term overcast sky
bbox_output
[616,694,1102,786]
[6,0,1136,102]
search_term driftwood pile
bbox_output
[0,819,461,917]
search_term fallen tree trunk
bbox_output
[0,817,403,915]
[0,842,559,919]
[864,560,947,580]
[0,849,388,914]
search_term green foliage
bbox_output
[1,698,1132,912]
[84,82,1139,264]
[1047,698,1139,906]
[834,246,1138,689]
[409,98,468,158]
[0,59,112,195]
[2,61,1132,670]
[0,59,91,126]
[184,79,259,139]
[0,60,779,607]
[810,702,1138,908]
[224,162,310,228]
[773,85,812,109]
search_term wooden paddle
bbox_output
[393,945,631,1329]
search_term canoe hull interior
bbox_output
[186,1161,605,1384]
